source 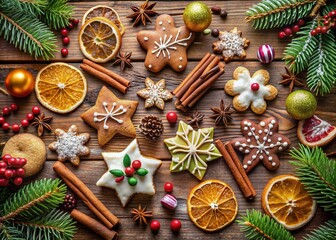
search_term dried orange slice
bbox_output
[82,5,125,36]
[187,179,238,232]
[79,17,121,63]
[262,174,317,230]
[35,63,87,113]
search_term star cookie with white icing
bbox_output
[225,66,278,115]
[137,14,195,73]
[230,117,291,173]
[164,121,221,180]
[81,86,138,146]
[49,125,90,166]
[97,139,162,207]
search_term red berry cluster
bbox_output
[310,10,336,36]
[60,193,77,212]
[60,18,79,57]
[278,19,305,39]
[0,154,27,186]
[0,105,40,132]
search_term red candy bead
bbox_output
[4,169,13,179]
[115,176,125,183]
[61,48,68,57]
[32,106,40,115]
[21,119,29,127]
[2,154,11,163]
[26,113,34,121]
[12,124,20,132]
[166,112,178,124]
[2,123,10,131]
[278,31,286,39]
[0,117,5,125]
[132,160,142,170]
[2,107,11,115]
[284,27,292,36]
[251,83,260,91]
[60,28,68,37]
[150,220,161,232]
[125,167,135,176]
[164,182,174,193]
[63,37,70,45]
[0,178,9,187]
[13,177,23,186]
[10,103,19,112]
[170,219,181,232]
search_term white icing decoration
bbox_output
[93,102,127,129]
[178,65,182,69]
[144,37,149,41]
[159,21,163,25]
[260,122,265,127]
[148,64,152,68]
[179,57,183,61]
[168,20,171,24]
[162,27,166,31]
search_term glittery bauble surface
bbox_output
[5,69,35,98]
[257,44,275,64]
[183,1,212,32]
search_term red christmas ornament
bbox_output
[166,112,178,124]
[150,220,161,232]
[257,44,275,64]
[61,48,68,57]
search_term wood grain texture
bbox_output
[0,1,335,240]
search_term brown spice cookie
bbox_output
[2,133,46,177]
[230,117,291,173]
[137,14,195,73]
[81,86,138,146]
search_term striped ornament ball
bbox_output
[257,44,275,64]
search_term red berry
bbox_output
[316,26,322,33]
[67,22,74,29]
[0,117,5,125]
[166,112,178,124]
[324,20,330,26]
[331,23,336,29]
[310,30,317,36]
[2,107,11,115]
[72,19,80,26]
[16,168,25,177]
[125,167,135,177]
[278,31,286,39]
[10,104,19,112]
[2,122,10,131]
[61,48,68,57]
[298,19,305,26]
[19,158,27,167]
[132,160,142,170]
[21,119,29,127]
[12,124,20,132]
[32,106,40,115]
[170,219,181,232]
[164,182,174,193]
[0,178,9,187]
[150,220,160,232]
[0,168,6,176]
[115,176,124,183]
[11,169,17,177]
[321,26,329,34]
[62,37,70,45]
[60,28,68,37]
[0,161,7,168]
[26,113,34,121]
[251,83,260,91]
[13,177,23,186]
[292,25,300,33]
[329,11,336,18]
[323,15,329,19]
[2,154,11,163]
[8,157,16,167]
[284,27,292,36]
[4,169,13,179]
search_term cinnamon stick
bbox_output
[71,209,118,240]
[53,162,119,229]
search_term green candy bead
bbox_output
[110,169,124,177]
[136,168,148,176]
[123,154,131,167]
[128,177,138,186]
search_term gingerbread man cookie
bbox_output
[225,67,278,115]
[230,117,291,173]
[137,14,195,73]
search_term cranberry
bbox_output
[2,107,11,115]
[67,22,74,29]
[0,178,9,187]
[0,168,6,176]
[8,157,16,167]
[61,48,68,57]
[251,83,260,91]
[10,103,19,112]
[132,160,142,170]
[166,112,178,124]
[170,219,181,232]
[62,37,70,45]
[324,20,330,26]
[150,220,161,232]
[0,161,7,168]
[12,124,20,132]
[125,167,135,176]
[21,119,29,127]
[2,154,11,163]
[310,30,317,36]
[278,31,286,39]
[284,27,292,36]
[19,158,27,167]
[297,19,305,26]
[164,182,174,193]
[315,26,322,34]
[26,113,34,121]
[16,168,25,177]
[0,117,5,125]
[60,28,68,37]
[328,11,336,18]
[2,122,10,131]
[13,177,23,186]
[321,26,329,34]
[292,25,300,33]
[72,19,80,26]
[4,169,13,179]
[32,106,40,115]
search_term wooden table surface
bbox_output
[0,1,334,239]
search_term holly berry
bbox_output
[298,19,305,26]
[164,182,174,193]
[310,29,317,36]
[321,26,329,34]
[125,167,135,176]
[12,124,20,132]
[21,119,29,127]
[0,168,6,176]
[0,178,9,187]
[150,220,161,232]
[329,11,336,18]
[62,37,70,45]
[2,123,10,131]
[61,48,68,57]
[2,107,11,115]
[292,25,300,33]
[132,160,141,170]
[67,22,74,29]
[19,158,27,167]
[13,177,23,186]
[2,154,11,163]
[0,117,5,125]
[32,106,40,115]
[251,83,260,92]
[72,19,80,26]
[166,112,178,124]
[10,104,19,112]
[170,219,181,232]
[0,162,7,168]
[4,169,13,179]
[284,27,292,36]
[278,31,286,39]
[60,28,68,37]
[26,113,34,121]
[16,168,25,177]
[8,157,16,167]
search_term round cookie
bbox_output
[3,133,47,177]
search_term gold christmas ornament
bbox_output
[5,69,35,98]
[183,1,212,32]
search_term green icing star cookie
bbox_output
[164,121,221,180]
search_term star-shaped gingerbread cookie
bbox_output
[49,125,90,166]
[96,139,162,207]
[81,86,138,146]
[137,14,195,73]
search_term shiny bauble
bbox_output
[183,1,212,32]
[5,69,35,98]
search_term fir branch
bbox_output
[284,19,319,74]
[321,0,336,15]
[0,224,25,240]
[290,145,336,215]
[246,0,317,29]
[0,7,57,60]
[0,179,66,222]
[307,32,336,95]
[0,0,47,17]
[304,219,336,240]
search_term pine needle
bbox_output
[39,0,74,29]
[304,219,336,240]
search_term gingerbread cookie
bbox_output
[3,133,46,177]
[225,67,278,115]
[164,121,221,180]
[137,14,195,73]
[230,117,291,173]
[81,86,138,146]
[213,27,250,62]
[49,125,90,167]
[96,139,162,207]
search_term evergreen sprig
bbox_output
[246,0,317,29]
[304,219,336,240]
[290,145,336,215]
[1,0,47,17]
[237,209,295,240]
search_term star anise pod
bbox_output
[210,100,235,126]
[112,52,133,71]
[31,112,53,136]
[127,0,158,27]
[131,204,153,225]
[279,66,304,92]
[186,111,205,128]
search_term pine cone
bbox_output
[138,115,164,140]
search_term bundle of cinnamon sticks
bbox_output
[80,59,130,94]
[173,53,225,112]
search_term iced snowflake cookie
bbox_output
[96,139,162,207]
[230,117,291,173]
[81,86,138,146]
[164,121,221,180]
[49,125,90,167]
[212,27,250,62]
[137,14,195,73]
[137,77,173,110]
[225,66,278,115]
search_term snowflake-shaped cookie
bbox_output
[164,121,221,180]
[49,125,90,166]
[137,77,173,110]
[225,66,278,115]
[213,27,250,62]
[230,117,291,173]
